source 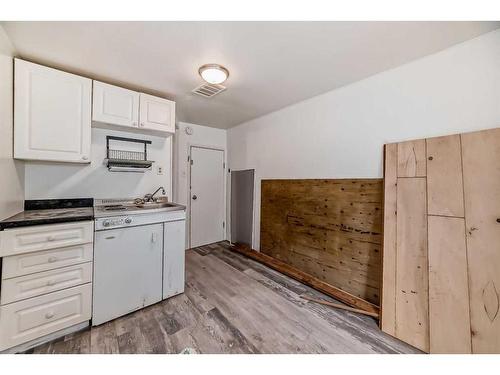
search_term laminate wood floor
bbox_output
[30,242,420,354]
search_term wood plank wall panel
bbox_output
[462,128,500,353]
[428,216,471,353]
[382,127,500,353]
[426,135,465,217]
[397,139,426,177]
[380,144,397,335]
[260,179,383,305]
[395,177,429,352]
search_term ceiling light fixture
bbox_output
[198,64,229,85]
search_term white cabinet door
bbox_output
[163,220,186,299]
[14,59,92,163]
[92,224,163,325]
[0,284,92,351]
[92,80,139,128]
[139,93,175,134]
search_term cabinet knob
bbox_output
[45,311,55,319]
[48,257,58,263]
[47,236,55,241]
[133,121,138,126]
[140,123,144,127]
[497,218,500,223]
[46,280,56,286]
[82,156,88,161]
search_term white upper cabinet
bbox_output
[139,93,176,134]
[92,82,175,136]
[92,81,139,129]
[14,59,92,163]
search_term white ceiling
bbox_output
[3,21,499,129]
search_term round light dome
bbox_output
[198,64,229,84]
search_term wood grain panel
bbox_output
[462,128,500,353]
[428,215,471,353]
[426,135,464,217]
[260,179,383,305]
[395,177,429,352]
[397,139,426,177]
[381,143,397,335]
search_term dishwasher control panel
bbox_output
[102,217,132,228]
[94,210,186,231]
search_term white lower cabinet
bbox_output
[0,221,94,352]
[163,220,186,299]
[0,284,92,351]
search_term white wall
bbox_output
[174,122,227,247]
[228,29,500,250]
[25,127,172,200]
[0,26,24,220]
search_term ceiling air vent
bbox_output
[192,83,226,98]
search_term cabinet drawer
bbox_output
[0,283,92,351]
[2,243,93,279]
[1,263,92,305]
[0,221,94,257]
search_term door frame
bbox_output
[228,168,256,248]
[187,144,226,249]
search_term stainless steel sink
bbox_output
[135,202,178,209]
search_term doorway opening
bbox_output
[230,169,255,248]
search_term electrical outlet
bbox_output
[157,166,164,175]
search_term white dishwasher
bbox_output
[92,199,186,326]
[93,223,163,326]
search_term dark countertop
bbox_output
[0,198,94,230]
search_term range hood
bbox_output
[105,136,154,173]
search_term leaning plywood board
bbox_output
[381,143,397,335]
[395,177,429,352]
[461,128,500,353]
[426,135,464,217]
[231,243,379,315]
[260,179,383,305]
[428,216,471,353]
[397,139,426,177]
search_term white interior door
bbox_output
[190,147,225,248]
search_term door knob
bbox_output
[192,195,197,200]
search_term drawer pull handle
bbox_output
[46,280,56,286]
[45,312,55,319]
[48,257,58,263]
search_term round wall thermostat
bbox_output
[185,126,193,135]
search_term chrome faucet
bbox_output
[144,186,166,202]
